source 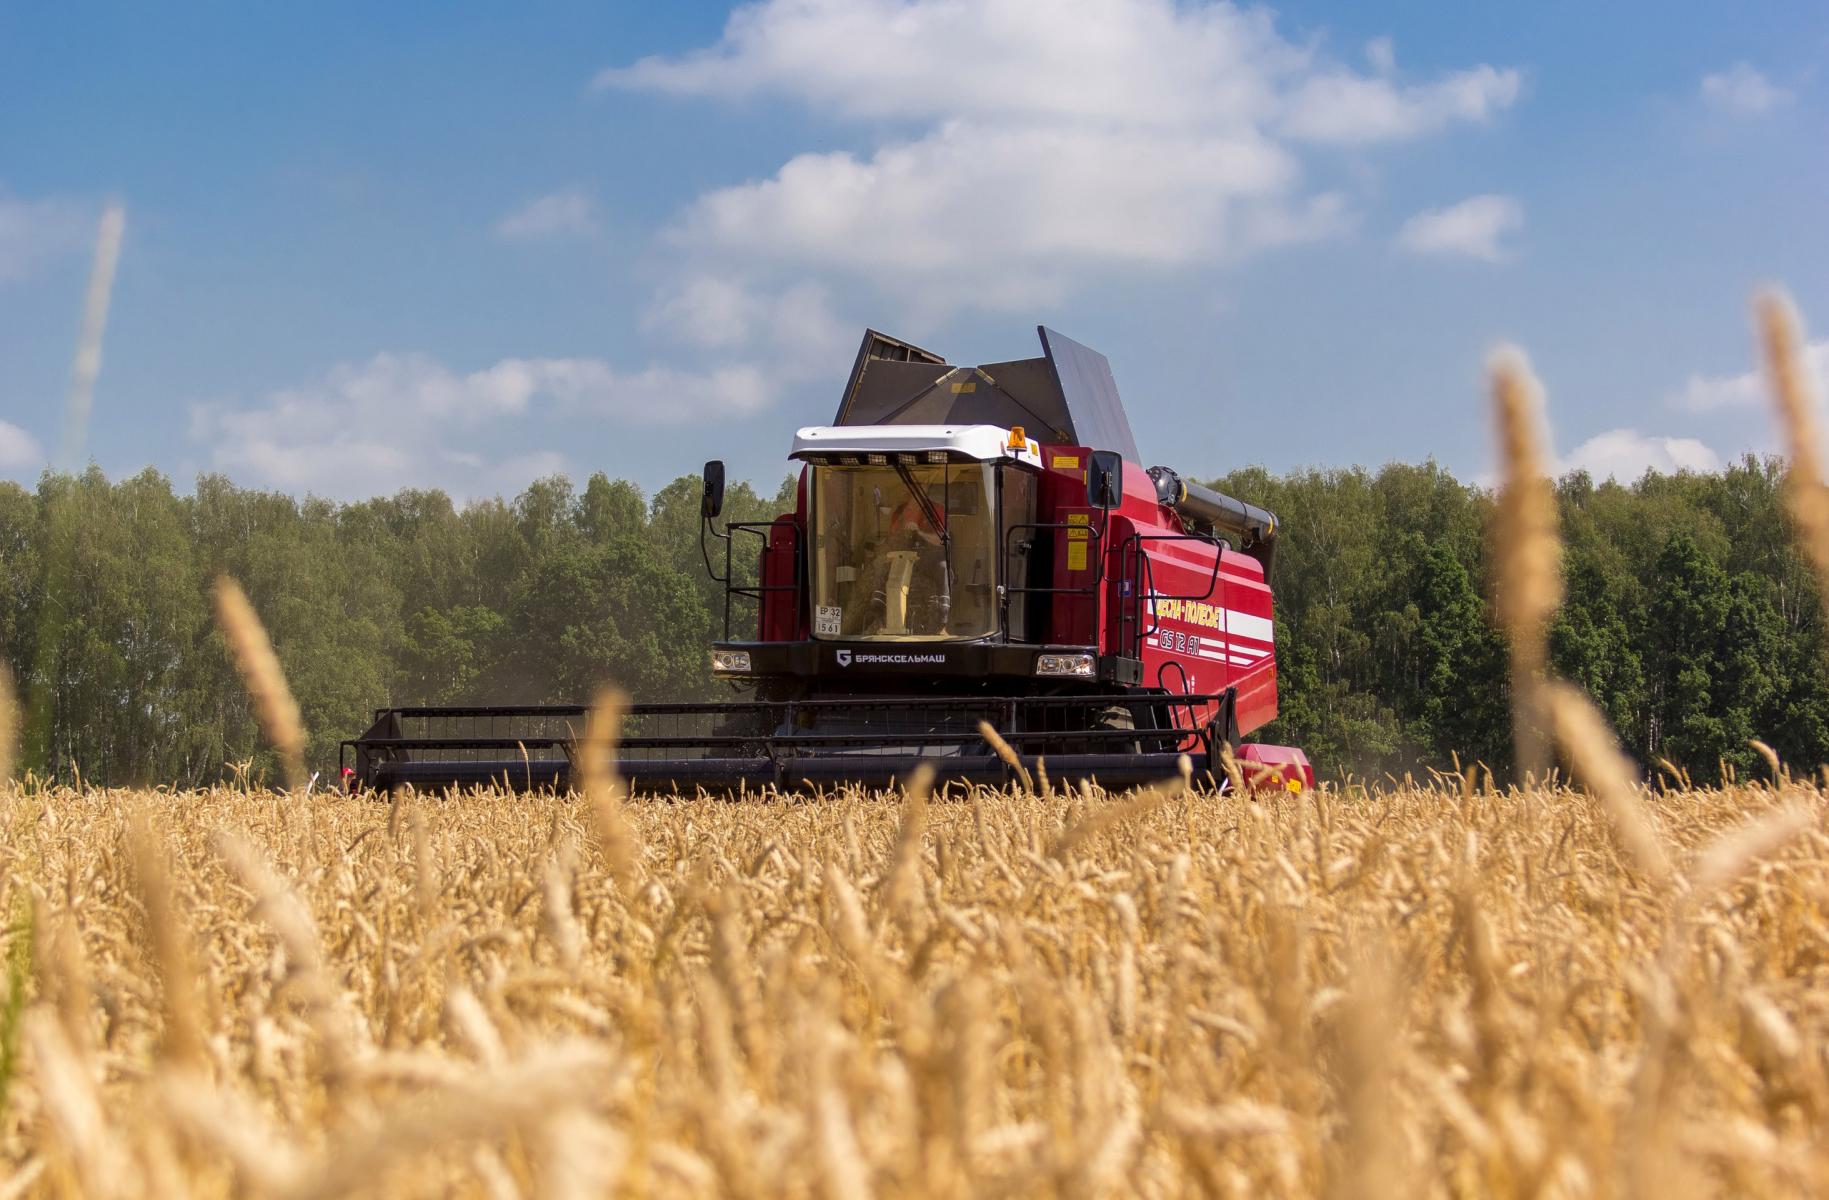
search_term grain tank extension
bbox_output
[343,327,1312,792]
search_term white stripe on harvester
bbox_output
[1224,609,1273,644]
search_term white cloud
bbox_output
[643,275,853,366]
[598,0,1519,313]
[767,279,852,364]
[1280,63,1519,144]
[1396,194,1523,262]
[672,122,1331,307]
[0,420,43,470]
[494,188,600,240]
[599,0,1301,127]
[191,351,775,500]
[1559,429,1721,481]
[1700,63,1792,116]
[1671,340,1829,412]
[0,186,91,283]
[642,276,758,349]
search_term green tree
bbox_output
[1412,542,1509,770]
[1551,553,1647,754]
[508,537,711,702]
[578,474,646,544]
[0,483,40,698]
[29,469,204,783]
[399,605,506,703]
[1643,533,1787,781]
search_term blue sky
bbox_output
[2,0,1826,502]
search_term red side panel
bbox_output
[1133,547,1278,736]
[756,466,810,642]
[758,516,802,641]
[1220,552,1278,735]
[1238,744,1313,791]
[1091,457,1279,740]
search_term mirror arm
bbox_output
[699,511,731,583]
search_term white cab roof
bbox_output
[791,424,1043,466]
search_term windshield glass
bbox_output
[810,462,997,641]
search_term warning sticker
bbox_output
[1053,455,1080,469]
[1067,542,1088,571]
[816,605,843,636]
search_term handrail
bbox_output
[998,519,1108,646]
[1118,530,1226,657]
[999,520,1106,598]
[719,519,803,640]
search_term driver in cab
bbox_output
[861,490,951,635]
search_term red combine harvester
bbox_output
[344,327,1312,793]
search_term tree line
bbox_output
[1216,456,1829,782]
[0,456,1821,787]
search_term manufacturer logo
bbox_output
[834,649,947,667]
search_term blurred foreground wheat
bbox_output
[1,776,1828,1198]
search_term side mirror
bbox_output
[1086,450,1123,511]
[701,460,726,519]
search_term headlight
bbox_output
[1035,652,1095,677]
[711,649,753,674]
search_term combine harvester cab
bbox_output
[344,327,1313,794]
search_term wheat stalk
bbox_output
[213,575,306,790]
[579,687,641,888]
[156,1070,304,1194]
[879,763,933,930]
[60,201,125,468]
[0,664,16,785]
[541,844,585,973]
[21,1011,128,1197]
[1488,346,1563,780]
[977,720,1033,792]
[125,810,206,1067]
[1048,778,1182,861]
[1547,681,1671,884]
[1757,289,1829,615]
[280,1043,621,1200]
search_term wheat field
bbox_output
[0,773,1826,1199]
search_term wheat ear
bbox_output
[1757,290,1829,616]
[580,687,642,888]
[1488,347,1563,780]
[1546,682,1671,885]
[977,720,1034,792]
[213,576,306,790]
